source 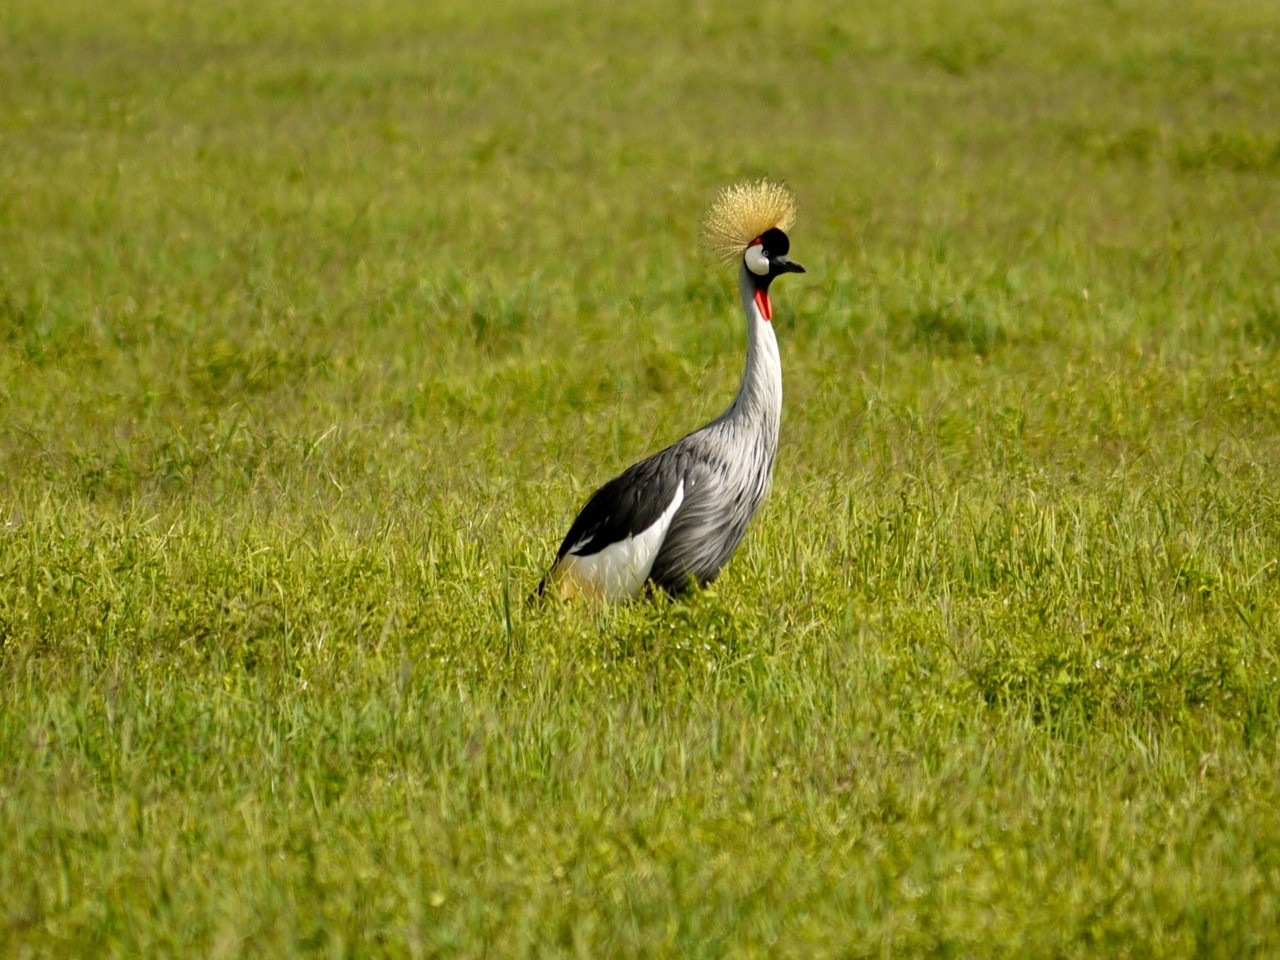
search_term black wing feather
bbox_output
[553,447,688,561]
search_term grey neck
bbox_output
[721,264,783,438]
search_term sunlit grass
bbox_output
[3,0,1280,955]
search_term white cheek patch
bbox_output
[744,243,770,276]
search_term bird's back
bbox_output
[538,418,775,600]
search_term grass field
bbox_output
[3,0,1280,955]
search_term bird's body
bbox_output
[538,181,804,602]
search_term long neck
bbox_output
[723,264,783,434]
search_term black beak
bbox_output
[773,256,806,275]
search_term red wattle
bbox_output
[753,288,772,321]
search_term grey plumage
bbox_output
[646,270,781,592]
[539,213,803,602]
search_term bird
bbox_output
[535,179,806,602]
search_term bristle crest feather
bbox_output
[701,179,798,263]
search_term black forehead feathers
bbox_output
[759,227,790,256]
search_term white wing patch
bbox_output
[554,481,685,602]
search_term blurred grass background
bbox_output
[2,0,1280,955]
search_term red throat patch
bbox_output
[753,288,772,321]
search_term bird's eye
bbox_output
[744,243,770,276]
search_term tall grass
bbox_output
[2,0,1279,955]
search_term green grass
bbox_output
[3,0,1280,955]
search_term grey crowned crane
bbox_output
[536,180,806,602]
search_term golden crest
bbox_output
[700,179,798,263]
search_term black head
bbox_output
[743,227,806,289]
